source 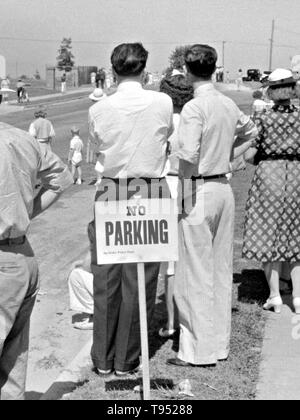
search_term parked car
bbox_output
[246,69,262,82]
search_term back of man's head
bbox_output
[185,45,218,80]
[111,43,148,77]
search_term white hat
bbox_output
[89,88,107,101]
[171,69,185,77]
[268,69,295,87]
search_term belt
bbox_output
[0,236,26,246]
[259,154,300,162]
[101,177,165,184]
[191,174,227,181]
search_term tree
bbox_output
[57,37,75,72]
[169,45,192,71]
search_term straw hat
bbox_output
[89,88,107,101]
[268,69,296,87]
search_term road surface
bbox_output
[2,98,97,399]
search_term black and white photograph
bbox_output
[0,0,299,404]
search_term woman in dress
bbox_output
[243,69,300,314]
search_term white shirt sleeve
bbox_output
[29,123,37,138]
[49,124,55,138]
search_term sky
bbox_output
[1,0,300,79]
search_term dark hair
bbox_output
[111,43,148,77]
[160,75,194,109]
[184,44,217,79]
[253,90,263,99]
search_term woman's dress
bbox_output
[243,104,300,263]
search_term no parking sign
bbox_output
[95,198,178,265]
[95,196,178,400]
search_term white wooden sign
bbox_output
[95,198,178,265]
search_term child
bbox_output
[252,90,267,115]
[68,127,84,185]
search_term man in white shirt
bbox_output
[88,43,174,377]
[168,45,257,368]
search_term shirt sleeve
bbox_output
[235,111,258,143]
[88,108,102,149]
[177,101,203,165]
[38,149,73,194]
[165,96,174,139]
[29,123,37,138]
[49,124,55,138]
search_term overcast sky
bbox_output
[1,0,300,78]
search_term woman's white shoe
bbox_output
[263,296,283,314]
[293,298,300,314]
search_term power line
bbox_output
[0,35,298,51]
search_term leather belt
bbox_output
[0,236,26,246]
[191,174,227,181]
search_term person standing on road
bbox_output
[99,68,106,89]
[1,77,10,104]
[68,126,84,185]
[0,123,73,400]
[17,79,25,103]
[95,70,101,88]
[168,45,257,368]
[88,42,174,377]
[236,69,243,91]
[29,106,56,156]
[61,73,67,93]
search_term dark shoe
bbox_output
[167,358,195,367]
[115,365,142,378]
[94,367,114,378]
[167,358,216,368]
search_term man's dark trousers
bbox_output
[90,178,170,372]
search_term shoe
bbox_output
[76,179,82,185]
[293,298,300,314]
[73,320,93,330]
[115,365,142,377]
[95,368,114,378]
[167,358,195,367]
[263,296,283,314]
[158,328,176,338]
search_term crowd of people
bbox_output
[0,41,299,400]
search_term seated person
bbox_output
[68,252,94,330]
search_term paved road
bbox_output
[1,98,97,399]
[1,98,92,162]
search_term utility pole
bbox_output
[222,41,226,68]
[269,19,275,71]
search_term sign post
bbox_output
[137,262,151,400]
[95,197,178,400]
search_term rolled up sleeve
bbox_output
[38,150,73,193]
[235,111,258,143]
[177,102,203,165]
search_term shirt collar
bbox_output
[117,81,143,93]
[194,82,215,97]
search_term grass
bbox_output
[64,164,268,401]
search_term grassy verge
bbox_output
[64,167,268,401]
